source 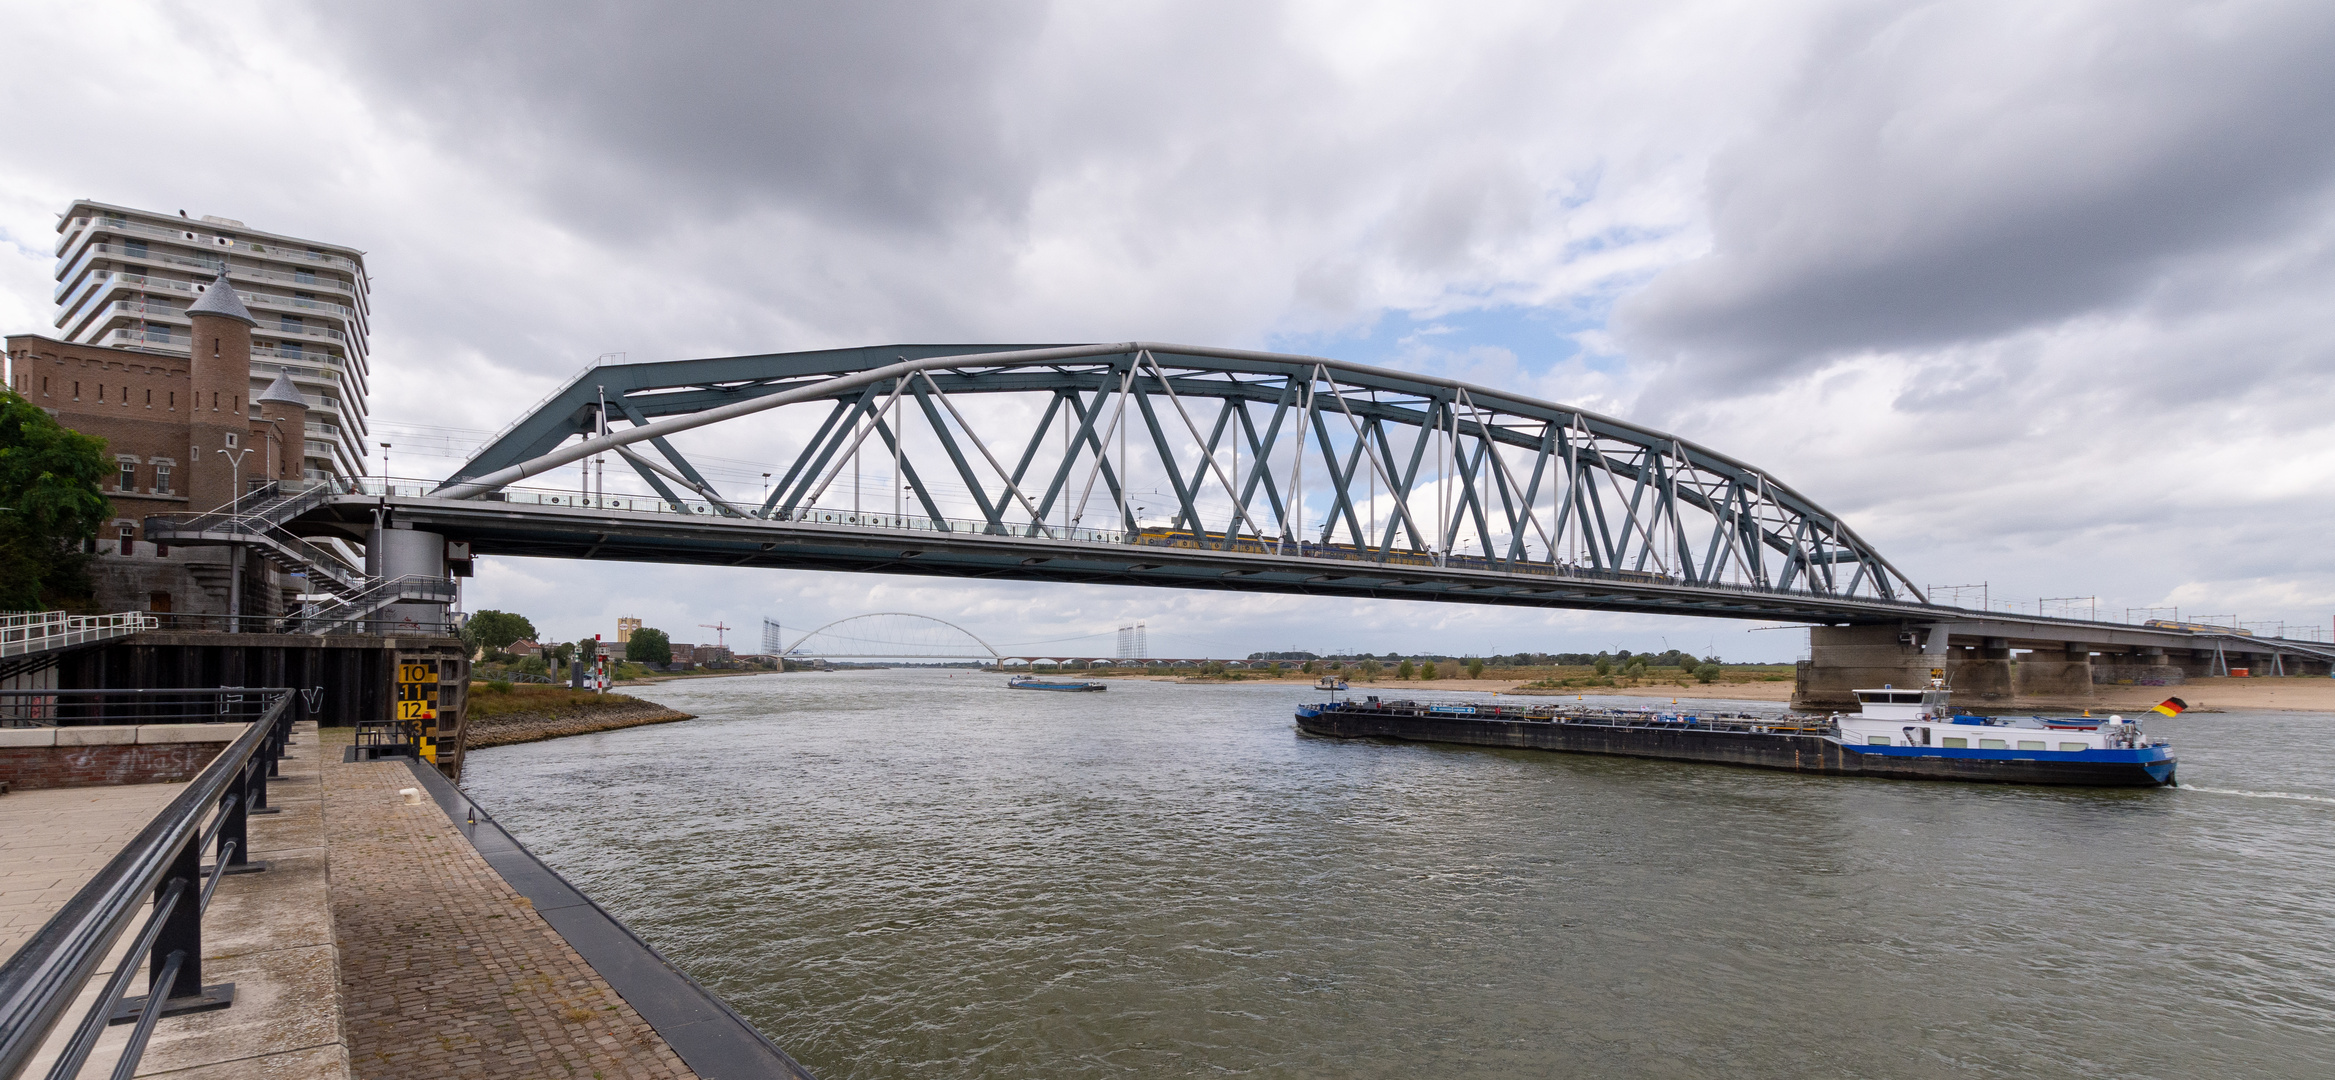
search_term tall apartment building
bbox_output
[48,200,371,480]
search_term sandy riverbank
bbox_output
[1111,672,2335,712]
[464,685,696,749]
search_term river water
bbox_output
[461,670,2335,1078]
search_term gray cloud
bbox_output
[297,0,1051,237]
[1618,0,2335,390]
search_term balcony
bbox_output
[60,215,359,271]
[264,321,348,343]
[99,326,187,350]
[54,244,360,304]
[251,343,345,365]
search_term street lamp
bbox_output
[216,445,253,513]
[762,472,772,505]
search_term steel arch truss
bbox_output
[441,343,1922,604]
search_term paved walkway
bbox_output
[0,780,186,957]
[322,747,699,1080]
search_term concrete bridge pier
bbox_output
[1949,637,2015,701]
[1793,624,1955,711]
[2011,643,2093,698]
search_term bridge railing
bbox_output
[368,477,1937,604]
[0,689,296,1080]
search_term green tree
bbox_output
[1466,657,1485,679]
[626,626,672,665]
[1397,659,1415,680]
[1421,660,1439,680]
[462,609,536,652]
[1593,657,1613,677]
[0,388,110,611]
[1694,663,1723,684]
[1301,659,1318,675]
[1359,659,1381,680]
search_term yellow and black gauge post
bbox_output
[395,659,441,763]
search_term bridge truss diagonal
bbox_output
[436,342,1924,610]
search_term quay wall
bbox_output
[0,723,237,789]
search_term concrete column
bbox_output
[1793,625,1940,710]
[1951,636,2015,700]
[2013,641,2093,699]
[372,526,451,634]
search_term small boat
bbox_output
[1314,675,1349,691]
[1008,675,1108,692]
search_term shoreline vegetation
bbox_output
[464,684,695,749]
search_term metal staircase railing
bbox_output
[142,480,366,595]
[278,575,460,636]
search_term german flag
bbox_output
[2151,697,2188,717]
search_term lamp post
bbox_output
[216,444,254,631]
[216,446,253,513]
[379,442,391,492]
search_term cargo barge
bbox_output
[1295,685,2177,787]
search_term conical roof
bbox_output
[255,367,308,408]
[185,270,257,326]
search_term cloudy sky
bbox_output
[5,0,2332,660]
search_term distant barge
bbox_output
[1007,675,1108,693]
[1296,686,2176,787]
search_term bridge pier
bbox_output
[1793,625,1952,710]
[2008,643,2093,697]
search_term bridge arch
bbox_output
[780,612,1001,661]
[434,343,1925,611]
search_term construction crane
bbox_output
[698,621,732,649]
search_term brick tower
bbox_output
[254,368,310,483]
[184,270,257,510]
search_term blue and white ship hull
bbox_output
[1293,693,2177,788]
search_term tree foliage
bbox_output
[1466,657,1485,679]
[626,626,672,665]
[462,609,537,652]
[0,389,110,611]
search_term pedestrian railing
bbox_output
[0,612,158,660]
[0,688,297,1080]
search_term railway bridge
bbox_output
[147,342,2334,707]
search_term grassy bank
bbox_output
[464,683,697,749]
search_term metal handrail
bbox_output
[0,688,293,1080]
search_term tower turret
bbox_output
[254,367,310,483]
[185,270,257,509]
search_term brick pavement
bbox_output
[322,753,698,1080]
[0,780,186,957]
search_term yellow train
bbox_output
[2143,619,2252,636]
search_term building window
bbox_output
[124,239,148,258]
[118,462,136,490]
[145,388,152,407]
[155,464,172,494]
[1942,737,1969,748]
[119,524,135,547]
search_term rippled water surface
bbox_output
[462,671,2335,1078]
